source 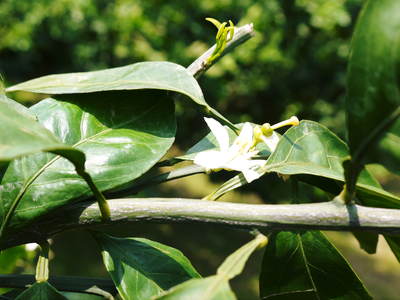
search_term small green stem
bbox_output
[77,170,110,221]
[36,241,50,283]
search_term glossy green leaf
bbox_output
[0,94,85,166]
[93,233,200,300]
[0,95,93,240]
[264,121,400,209]
[346,0,400,159]
[0,92,175,235]
[385,235,400,263]
[155,234,266,300]
[15,282,67,300]
[259,231,372,299]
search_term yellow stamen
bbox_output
[270,116,300,130]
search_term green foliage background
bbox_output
[0,0,361,137]
[1,0,400,299]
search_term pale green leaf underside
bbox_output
[6,61,208,107]
[156,234,265,300]
[94,233,200,300]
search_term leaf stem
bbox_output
[77,170,110,221]
[36,241,50,283]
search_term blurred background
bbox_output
[1,0,400,299]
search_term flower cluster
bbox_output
[194,116,299,183]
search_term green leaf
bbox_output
[384,234,400,263]
[154,276,235,300]
[346,0,400,160]
[0,92,175,235]
[15,282,67,300]
[0,94,85,166]
[259,231,372,299]
[368,119,400,176]
[352,232,378,255]
[6,61,207,107]
[155,234,267,300]
[93,233,200,300]
[6,61,236,134]
[0,95,95,239]
[264,121,400,209]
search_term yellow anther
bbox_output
[261,123,273,137]
[271,116,300,130]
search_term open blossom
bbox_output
[194,118,266,183]
[193,116,299,183]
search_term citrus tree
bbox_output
[1,0,399,299]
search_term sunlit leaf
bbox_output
[93,233,200,300]
[0,92,175,235]
[264,121,400,209]
[155,234,266,300]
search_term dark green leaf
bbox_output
[259,231,372,299]
[368,119,400,176]
[352,232,378,255]
[0,92,175,234]
[93,233,200,300]
[15,282,67,300]
[346,0,400,159]
[155,234,266,300]
[384,234,400,263]
[264,121,400,208]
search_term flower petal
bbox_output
[204,117,230,152]
[261,131,280,152]
[194,150,227,170]
[242,168,262,183]
[234,122,253,152]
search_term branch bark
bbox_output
[3,198,400,250]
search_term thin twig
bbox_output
[187,23,255,78]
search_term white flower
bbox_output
[193,116,300,183]
[25,242,39,251]
[194,118,266,183]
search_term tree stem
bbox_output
[2,198,400,250]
